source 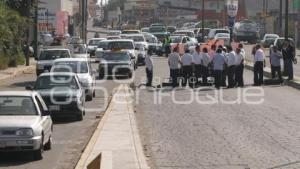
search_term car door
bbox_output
[35,95,52,143]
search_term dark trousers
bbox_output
[254,61,264,85]
[146,68,153,86]
[221,65,227,87]
[202,66,209,85]
[235,64,244,87]
[227,65,235,88]
[194,64,202,84]
[214,70,223,89]
[170,69,180,87]
[284,59,294,79]
[271,65,283,82]
[165,45,171,57]
[182,66,193,87]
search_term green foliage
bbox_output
[0,1,27,69]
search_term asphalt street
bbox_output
[134,57,300,169]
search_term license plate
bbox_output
[49,105,60,111]
[0,141,5,148]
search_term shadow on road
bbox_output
[12,81,35,88]
[0,152,37,166]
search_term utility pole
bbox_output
[285,0,289,40]
[34,0,38,60]
[279,0,283,36]
[202,0,205,41]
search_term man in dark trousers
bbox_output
[282,40,295,80]
[213,48,226,89]
[270,46,283,83]
[163,35,172,57]
[145,54,153,86]
[235,48,245,87]
[254,44,265,86]
[226,46,236,88]
[181,50,194,87]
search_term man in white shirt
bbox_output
[192,45,202,85]
[226,46,236,88]
[181,49,194,87]
[254,44,265,86]
[145,54,153,86]
[235,48,245,87]
[202,47,211,85]
[168,47,181,87]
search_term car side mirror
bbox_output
[25,86,33,90]
[42,110,51,116]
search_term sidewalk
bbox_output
[0,58,36,82]
[75,84,150,169]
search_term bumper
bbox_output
[138,56,145,64]
[99,67,132,76]
[0,136,42,152]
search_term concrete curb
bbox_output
[75,84,150,169]
[0,65,35,82]
[245,62,300,90]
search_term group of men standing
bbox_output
[167,43,245,89]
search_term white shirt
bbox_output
[181,53,194,66]
[202,53,211,67]
[168,52,181,69]
[213,53,226,70]
[145,55,153,71]
[235,52,245,65]
[192,51,202,65]
[254,49,265,62]
[227,51,236,66]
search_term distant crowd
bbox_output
[144,37,296,89]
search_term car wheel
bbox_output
[86,94,93,101]
[44,135,52,150]
[99,73,104,80]
[93,90,96,97]
[77,111,83,121]
[128,72,133,79]
[33,136,44,160]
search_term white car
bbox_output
[214,33,230,46]
[207,28,230,41]
[0,91,53,160]
[72,44,89,58]
[88,38,106,56]
[52,58,96,101]
[36,48,72,76]
[122,34,149,50]
[107,30,121,36]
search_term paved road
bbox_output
[0,62,125,169]
[134,57,300,169]
[244,45,300,78]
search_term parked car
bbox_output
[167,26,177,34]
[261,34,279,48]
[170,35,196,55]
[207,28,230,41]
[72,44,89,58]
[195,28,211,43]
[214,33,230,46]
[233,19,260,44]
[141,27,149,33]
[36,48,72,76]
[105,39,138,69]
[0,91,53,160]
[173,30,198,44]
[121,30,141,34]
[123,34,148,50]
[30,72,86,121]
[107,30,121,36]
[98,51,135,79]
[52,58,96,101]
[87,38,106,56]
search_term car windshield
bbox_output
[39,50,70,60]
[53,61,88,73]
[73,45,87,54]
[0,96,37,116]
[122,30,139,34]
[108,41,134,50]
[98,41,108,48]
[170,37,182,43]
[149,27,166,33]
[101,53,130,61]
[126,36,145,42]
[35,75,79,90]
[89,40,102,45]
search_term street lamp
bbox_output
[202,0,205,42]
[285,0,289,40]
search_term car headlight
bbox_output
[16,128,34,137]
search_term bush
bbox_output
[0,2,27,69]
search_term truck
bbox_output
[233,19,260,44]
